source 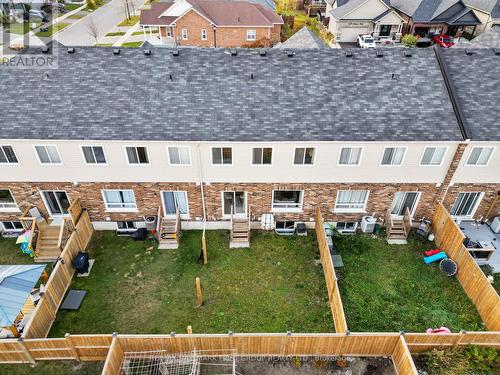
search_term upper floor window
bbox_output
[338,147,362,165]
[420,147,446,166]
[0,190,18,211]
[82,146,107,164]
[35,145,62,165]
[181,28,188,40]
[252,147,272,165]
[334,190,369,212]
[272,190,303,211]
[0,145,18,164]
[126,146,149,165]
[381,147,405,165]
[294,147,315,165]
[247,30,256,41]
[466,147,494,166]
[102,189,137,210]
[168,146,191,165]
[212,147,232,165]
[201,29,207,40]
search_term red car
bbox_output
[432,34,455,48]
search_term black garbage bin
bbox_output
[73,251,90,274]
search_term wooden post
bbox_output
[187,325,193,334]
[18,338,35,365]
[65,333,81,362]
[195,277,203,307]
[202,233,208,265]
[453,330,466,349]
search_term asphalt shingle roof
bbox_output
[0,47,465,142]
[274,27,327,49]
[442,48,500,141]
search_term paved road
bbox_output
[55,0,144,46]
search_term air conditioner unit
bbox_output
[491,217,500,234]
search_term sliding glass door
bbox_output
[222,191,246,217]
[162,191,188,217]
[41,191,70,216]
[390,192,420,217]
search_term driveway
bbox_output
[338,42,359,48]
[54,0,145,46]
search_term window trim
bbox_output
[419,146,448,167]
[271,189,304,212]
[379,146,407,166]
[80,145,108,165]
[450,191,484,218]
[333,190,370,213]
[1,221,24,232]
[160,190,190,219]
[251,147,273,166]
[40,190,71,217]
[211,146,233,166]
[246,29,256,41]
[0,189,20,213]
[181,28,188,40]
[167,146,192,166]
[102,189,138,212]
[337,146,363,166]
[0,145,19,165]
[201,29,207,40]
[33,144,63,165]
[124,146,150,166]
[292,147,316,166]
[221,191,247,218]
[465,146,495,167]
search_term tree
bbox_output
[276,0,299,14]
[86,18,100,44]
[401,34,418,48]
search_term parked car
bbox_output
[41,3,66,14]
[29,9,48,22]
[416,37,433,48]
[357,34,376,48]
[432,34,454,48]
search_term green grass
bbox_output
[7,22,39,35]
[65,3,84,11]
[105,31,126,37]
[49,230,332,336]
[132,29,157,35]
[117,15,139,27]
[335,233,484,332]
[2,361,103,375]
[68,13,86,19]
[35,23,70,37]
[121,41,143,47]
[94,43,113,46]
[0,237,35,264]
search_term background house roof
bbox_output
[274,27,327,48]
[391,0,479,23]
[441,48,500,141]
[140,3,176,26]
[463,0,499,13]
[0,47,468,142]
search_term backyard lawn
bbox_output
[0,237,35,264]
[2,361,103,375]
[49,230,332,336]
[335,233,484,332]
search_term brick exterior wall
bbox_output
[158,9,281,47]
[442,183,500,220]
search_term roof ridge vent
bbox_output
[375,50,383,58]
[144,49,152,56]
[113,48,121,55]
[345,50,353,58]
[67,47,75,54]
[403,50,412,57]
[465,49,473,56]
[230,49,237,56]
[259,49,266,56]
[494,48,500,55]
[172,49,179,56]
[286,50,295,57]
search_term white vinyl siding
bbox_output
[82,146,107,164]
[451,192,483,217]
[293,147,315,165]
[334,190,368,212]
[420,147,446,166]
[272,190,303,211]
[35,145,62,164]
[252,147,272,165]
[212,147,232,165]
[381,147,405,165]
[126,146,149,165]
[466,147,494,166]
[103,189,137,210]
[338,147,362,165]
[0,146,18,164]
[168,146,191,165]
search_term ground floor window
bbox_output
[391,192,420,216]
[41,190,70,215]
[162,191,188,215]
[334,190,368,212]
[272,190,303,211]
[116,221,136,232]
[102,189,137,210]
[0,189,18,210]
[451,192,483,217]
[335,222,357,233]
[222,191,246,216]
[1,221,23,231]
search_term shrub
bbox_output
[421,346,498,375]
[401,34,418,47]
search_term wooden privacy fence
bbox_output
[22,210,94,338]
[432,203,500,331]
[315,208,348,333]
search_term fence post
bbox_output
[453,330,466,349]
[65,333,81,362]
[18,338,35,365]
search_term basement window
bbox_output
[116,221,136,234]
[275,221,295,235]
[335,222,357,233]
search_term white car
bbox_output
[357,35,376,48]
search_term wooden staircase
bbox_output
[386,207,412,244]
[230,205,250,248]
[157,207,181,249]
[34,224,62,262]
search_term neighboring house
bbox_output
[453,23,500,45]
[274,26,327,48]
[463,0,500,33]
[139,0,283,47]
[0,47,498,236]
[325,0,405,42]
[391,0,482,37]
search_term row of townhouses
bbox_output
[0,46,498,234]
